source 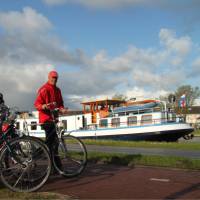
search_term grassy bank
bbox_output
[0,189,71,200]
[193,129,200,136]
[88,152,200,170]
[83,139,200,150]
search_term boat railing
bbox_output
[111,106,162,117]
[84,116,185,130]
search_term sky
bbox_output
[1,0,200,110]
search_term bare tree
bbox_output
[112,93,128,101]
[175,85,200,107]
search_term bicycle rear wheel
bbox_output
[0,137,51,192]
[53,135,87,177]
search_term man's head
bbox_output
[48,70,58,86]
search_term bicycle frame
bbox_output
[0,130,26,167]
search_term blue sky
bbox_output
[0,0,200,110]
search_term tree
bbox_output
[112,93,128,101]
[175,85,200,107]
[159,85,200,115]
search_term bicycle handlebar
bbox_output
[45,102,68,113]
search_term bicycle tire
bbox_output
[52,135,87,177]
[16,135,51,182]
[0,136,51,192]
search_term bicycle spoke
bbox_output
[1,164,22,172]
[0,137,51,192]
[53,135,87,177]
[12,169,26,188]
[67,157,82,165]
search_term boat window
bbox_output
[167,113,176,122]
[15,122,20,130]
[161,112,167,122]
[139,109,152,114]
[111,118,120,127]
[31,121,37,130]
[128,116,137,126]
[141,115,152,125]
[99,119,108,128]
[118,112,126,116]
[172,113,176,121]
[153,107,161,112]
[82,116,87,128]
[127,111,138,115]
[62,120,67,130]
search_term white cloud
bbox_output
[0,7,197,110]
[124,87,170,100]
[0,7,52,34]
[189,58,200,77]
[159,29,192,56]
[0,8,84,110]
[0,63,53,109]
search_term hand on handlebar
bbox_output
[59,108,68,114]
[42,102,57,110]
[42,102,68,114]
[42,104,49,110]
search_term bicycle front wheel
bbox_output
[0,137,51,192]
[53,135,87,177]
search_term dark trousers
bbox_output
[41,122,62,168]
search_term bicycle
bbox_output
[0,107,51,192]
[23,103,87,178]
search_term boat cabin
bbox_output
[81,99,125,123]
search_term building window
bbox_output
[31,121,37,130]
[111,118,120,127]
[61,120,67,130]
[99,119,108,128]
[15,122,20,130]
[141,115,152,125]
[128,116,137,126]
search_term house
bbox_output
[185,106,200,128]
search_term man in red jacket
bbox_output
[34,70,67,170]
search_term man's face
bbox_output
[48,76,58,85]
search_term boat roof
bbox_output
[81,99,125,106]
[125,99,158,105]
[113,102,159,113]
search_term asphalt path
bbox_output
[42,164,200,199]
[179,136,200,143]
[41,137,200,199]
[85,137,200,159]
[86,145,200,159]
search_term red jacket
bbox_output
[34,82,64,124]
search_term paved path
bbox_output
[41,164,200,199]
[179,136,200,143]
[86,145,200,159]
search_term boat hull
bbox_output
[70,123,194,142]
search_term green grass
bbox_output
[0,189,71,200]
[83,139,200,150]
[88,152,200,170]
[193,129,200,136]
